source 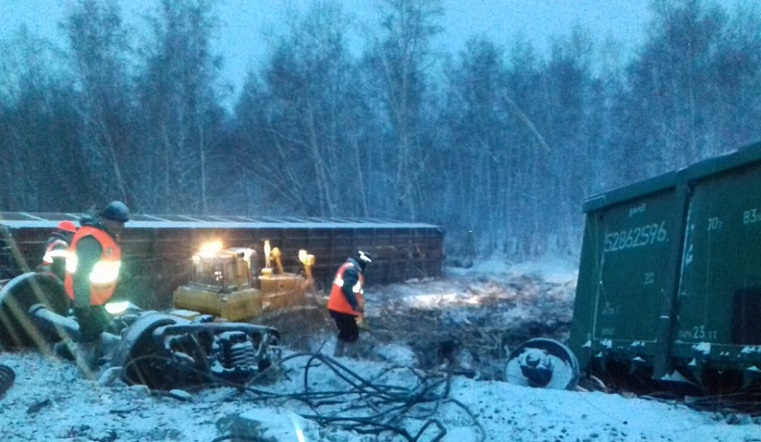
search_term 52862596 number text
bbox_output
[603,221,667,253]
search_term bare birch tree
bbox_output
[362,0,443,220]
[63,0,136,205]
[136,0,225,214]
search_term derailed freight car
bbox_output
[0,214,444,309]
[509,142,761,395]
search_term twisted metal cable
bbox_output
[114,351,485,442]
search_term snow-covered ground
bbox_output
[1,256,760,442]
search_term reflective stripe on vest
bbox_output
[64,226,122,306]
[327,261,364,315]
[42,239,69,264]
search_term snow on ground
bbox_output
[1,255,760,442]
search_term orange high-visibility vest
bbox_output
[327,261,364,316]
[64,226,122,306]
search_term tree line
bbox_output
[2,0,761,259]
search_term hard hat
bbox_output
[357,250,372,271]
[99,200,130,223]
[57,220,77,233]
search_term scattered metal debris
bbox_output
[0,364,15,398]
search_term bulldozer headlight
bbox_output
[198,240,223,258]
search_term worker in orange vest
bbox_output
[327,250,372,357]
[40,220,77,281]
[64,201,129,378]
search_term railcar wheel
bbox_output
[110,313,179,389]
[0,272,70,350]
[506,338,580,390]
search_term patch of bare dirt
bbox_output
[258,266,577,381]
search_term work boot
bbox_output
[53,338,76,360]
[75,341,100,380]
[344,341,361,358]
[348,340,376,359]
[334,340,346,357]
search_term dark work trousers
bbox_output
[73,305,110,343]
[329,310,359,342]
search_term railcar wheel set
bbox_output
[510,141,761,406]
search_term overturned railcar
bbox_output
[0,214,444,309]
[507,142,761,395]
[571,142,761,393]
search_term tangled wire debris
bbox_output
[113,343,486,442]
[240,352,485,442]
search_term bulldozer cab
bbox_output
[173,240,313,321]
[190,247,257,293]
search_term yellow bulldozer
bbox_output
[172,240,314,321]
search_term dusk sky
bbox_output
[0,0,659,92]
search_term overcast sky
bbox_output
[0,0,658,94]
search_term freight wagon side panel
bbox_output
[1,215,444,310]
[674,163,761,366]
[571,180,683,371]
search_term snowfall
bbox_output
[1,256,760,442]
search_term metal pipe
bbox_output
[28,303,80,342]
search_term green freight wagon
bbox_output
[508,142,761,393]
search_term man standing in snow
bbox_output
[64,201,129,378]
[328,250,372,357]
[39,220,78,281]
